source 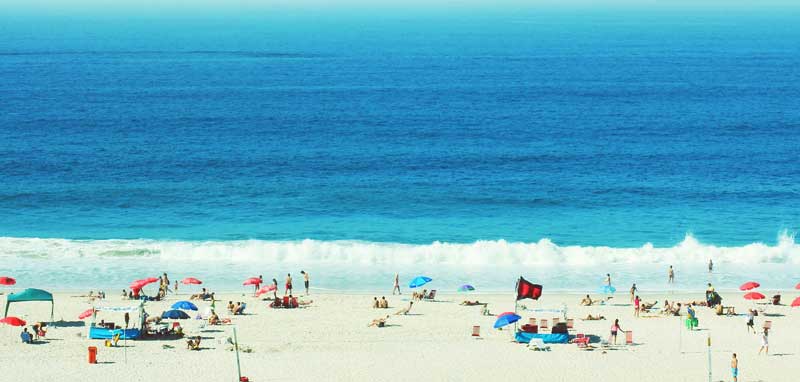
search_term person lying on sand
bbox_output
[368,315,390,327]
[583,314,605,321]
[145,315,162,325]
[640,301,658,311]
[395,301,413,315]
[460,300,486,306]
[298,299,313,306]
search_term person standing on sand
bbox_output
[731,353,738,382]
[163,273,170,293]
[272,278,278,300]
[393,273,401,295]
[301,271,310,295]
[668,266,674,284]
[630,283,637,302]
[634,295,641,317]
[610,319,623,344]
[255,275,263,294]
[285,273,293,296]
[605,274,612,287]
[759,328,769,355]
[709,259,713,273]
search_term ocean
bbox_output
[1,10,799,293]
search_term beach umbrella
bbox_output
[739,281,760,291]
[171,301,198,311]
[795,282,800,290]
[743,292,765,301]
[181,277,202,285]
[161,310,190,319]
[0,317,26,327]
[409,276,432,288]
[458,284,475,292]
[243,277,260,286]
[255,285,277,296]
[0,276,16,286]
[791,297,800,308]
[598,285,616,294]
[78,308,94,320]
[493,312,521,329]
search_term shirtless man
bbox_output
[392,273,401,295]
[395,301,413,315]
[285,273,293,296]
[301,271,310,295]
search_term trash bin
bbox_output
[88,346,97,364]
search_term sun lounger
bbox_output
[527,338,551,351]
[424,290,437,300]
[539,319,548,331]
[528,318,537,326]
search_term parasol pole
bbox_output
[513,277,520,335]
[124,312,130,364]
[233,326,242,381]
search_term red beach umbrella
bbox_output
[739,281,760,291]
[0,276,16,286]
[743,292,765,300]
[255,285,277,296]
[791,297,800,308]
[181,277,202,285]
[0,317,26,327]
[243,277,260,286]
[795,282,800,290]
[78,308,94,320]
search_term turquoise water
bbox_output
[1,10,799,291]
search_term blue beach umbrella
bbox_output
[171,301,198,311]
[494,312,521,329]
[161,309,190,319]
[458,284,475,292]
[409,276,432,288]
[598,285,616,294]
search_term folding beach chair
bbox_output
[425,290,437,300]
[472,325,480,337]
[625,330,633,345]
[539,319,548,331]
[527,338,550,351]
[566,319,574,330]
[575,333,589,348]
[283,296,290,307]
[528,318,537,326]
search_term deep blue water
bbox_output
[2,11,800,248]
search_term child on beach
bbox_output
[610,319,622,344]
[634,296,640,317]
[758,328,769,355]
[731,353,738,382]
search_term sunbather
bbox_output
[209,312,220,325]
[460,300,486,306]
[395,301,413,315]
[372,297,379,308]
[368,315,390,327]
[190,288,208,300]
[379,296,389,308]
[227,301,235,313]
[583,314,606,320]
[580,295,593,306]
[640,301,658,311]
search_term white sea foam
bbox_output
[1,233,797,292]
[0,232,797,266]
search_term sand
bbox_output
[0,289,797,381]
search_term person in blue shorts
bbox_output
[731,353,738,382]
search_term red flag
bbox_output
[516,277,542,301]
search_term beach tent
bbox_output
[4,288,54,321]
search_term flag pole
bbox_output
[514,277,520,335]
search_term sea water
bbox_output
[1,10,799,292]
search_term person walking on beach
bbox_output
[301,271,310,295]
[610,319,623,345]
[285,273,293,296]
[634,295,641,317]
[605,274,612,287]
[630,283,637,302]
[254,275,263,294]
[731,353,738,382]
[746,309,755,333]
[709,259,713,273]
[759,328,769,355]
[668,266,674,284]
[393,273,401,295]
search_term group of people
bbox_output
[372,296,389,309]
[411,289,432,301]
[227,301,247,315]
[189,288,216,301]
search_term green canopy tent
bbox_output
[4,288,54,321]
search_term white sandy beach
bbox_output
[1,289,798,381]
